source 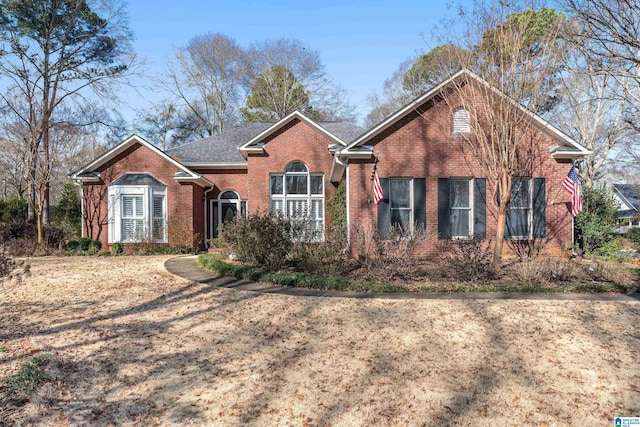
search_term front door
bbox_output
[210,199,241,239]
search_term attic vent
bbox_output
[453,108,470,134]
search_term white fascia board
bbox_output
[238,111,347,156]
[174,175,213,188]
[73,176,100,183]
[69,134,201,180]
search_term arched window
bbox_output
[270,161,324,241]
[452,108,470,134]
[211,190,246,239]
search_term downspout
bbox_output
[73,180,84,238]
[345,156,350,251]
[203,186,215,249]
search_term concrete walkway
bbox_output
[164,255,640,301]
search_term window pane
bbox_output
[390,179,411,209]
[287,199,308,218]
[270,176,283,195]
[286,175,308,195]
[123,218,144,241]
[240,201,247,217]
[285,161,308,173]
[122,195,143,217]
[220,191,239,199]
[152,195,165,241]
[311,199,323,220]
[450,180,470,207]
[152,219,164,240]
[510,179,531,208]
[270,199,284,215]
[507,208,531,237]
[152,196,163,218]
[451,209,470,237]
[310,175,323,195]
[391,209,411,232]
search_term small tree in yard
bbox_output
[574,186,619,253]
[435,1,568,269]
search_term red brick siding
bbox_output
[83,142,197,252]
[348,95,574,258]
[246,119,338,237]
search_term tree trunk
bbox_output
[492,206,508,270]
[492,174,512,271]
[36,210,43,244]
[43,184,50,225]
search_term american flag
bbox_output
[562,165,582,217]
[370,161,384,206]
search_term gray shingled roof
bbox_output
[614,184,640,218]
[317,121,364,143]
[165,120,364,164]
[166,122,271,164]
[112,173,165,187]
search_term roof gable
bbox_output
[238,111,362,158]
[69,134,212,188]
[613,184,640,212]
[341,69,590,158]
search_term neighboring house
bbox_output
[71,70,590,256]
[612,184,640,233]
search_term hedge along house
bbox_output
[333,70,590,257]
[71,70,589,256]
[70,112,363,252]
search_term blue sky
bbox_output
[124,0,462,125]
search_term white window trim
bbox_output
[450,178,474,240]
[507,177,533,240]
[270,161,325,241]
[108,184,167,244]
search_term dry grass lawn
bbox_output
[1,255,639,426]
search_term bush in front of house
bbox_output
[574,186,619,254]
[0,220,65,256]
[65,238,102,254]
[220,210,310,271]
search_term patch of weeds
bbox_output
[3,354,54,404]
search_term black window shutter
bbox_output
[437,178,451,239]
[533,177,546,238]
[474,178,486,240]
[413,178,426,234]
[377,178,390,237]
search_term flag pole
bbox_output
[368,155,379,204]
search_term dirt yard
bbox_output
[1,256,639,426]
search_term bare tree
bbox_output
[364,59,416,128]
[437,1,568,269]
[0,0,136,243]
[562,0,640,180]
[135,101,179,150]
[243,38,355,122]
[161,33,244,141]
[555,51,636,187]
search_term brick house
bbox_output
[70,70,589,255]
